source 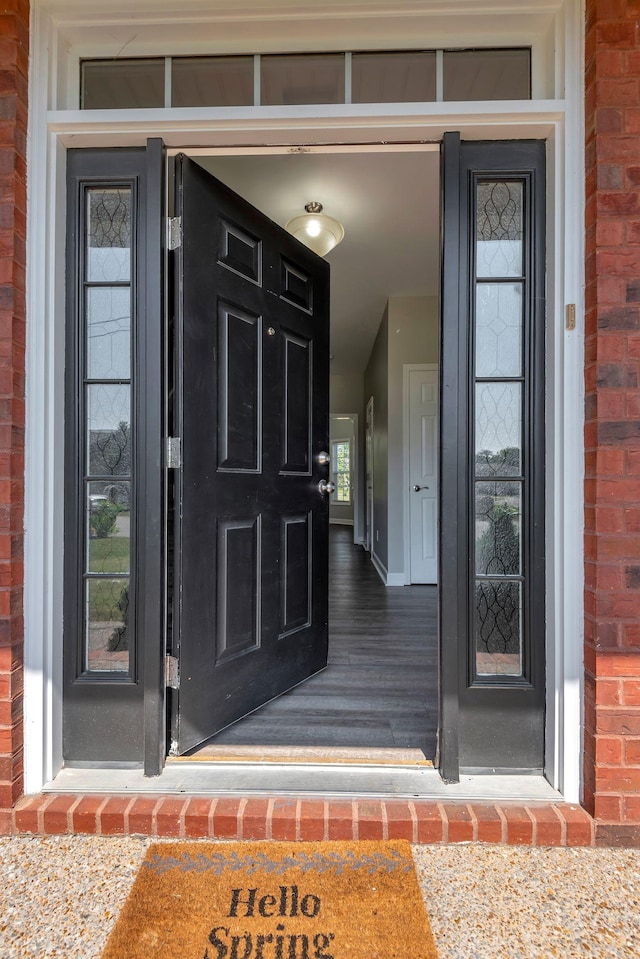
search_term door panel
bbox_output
[172,155,330,754]
[439,135,546,776]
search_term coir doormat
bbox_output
[101,840,438,959]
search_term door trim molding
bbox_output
[403,363,438,587]
[365,396,374,555]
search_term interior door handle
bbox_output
[413,484,429,491]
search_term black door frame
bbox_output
[63,139,166,773]
[64,136,545,779]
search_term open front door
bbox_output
[171,155,330,754]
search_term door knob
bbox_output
[318,480,335,495]
[413,484,429,492]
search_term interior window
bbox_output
[332,439,351,504]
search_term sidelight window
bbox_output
[472,179,528,680]
[70,183,136,677]
[84,188,134,674]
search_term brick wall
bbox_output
[0,0,28,830]
[585,0,640,843]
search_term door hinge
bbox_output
[167,216,182,250]
[166,436,182,469]
[165,654,180,689]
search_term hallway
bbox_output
[199,526,438,756]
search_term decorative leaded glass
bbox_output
[475,283,523,378]
[475,382,521,476]
[475,580,522,676]
[87,189,132,283]
[87,287,131,379]
[472,175,527,681]
[474,482,521,576]
[476,181,523,278]
[87,385,131,475]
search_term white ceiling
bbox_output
[198,150,440,375]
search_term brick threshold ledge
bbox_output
[3,793,633,846]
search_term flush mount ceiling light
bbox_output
[285,201,345,257]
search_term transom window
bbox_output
[80,48,531,110]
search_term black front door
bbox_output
[171,156,330,753]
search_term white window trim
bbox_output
[25,0,584,802]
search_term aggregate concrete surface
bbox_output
[0,836,639,958]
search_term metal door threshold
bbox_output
[46,762,560,802]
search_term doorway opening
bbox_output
[169,148,441,763]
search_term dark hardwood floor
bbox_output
[196,526,438,757]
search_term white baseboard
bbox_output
[370,550,387,584]
[371,550,406,587]
[385,571,406,587]
[329,518,354,526]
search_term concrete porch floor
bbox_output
[1,835,638,958]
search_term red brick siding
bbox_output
[0,0,28,819]
[7,794,599,845]
[585,0,640,832]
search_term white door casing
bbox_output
[365,397,374,554]
[407,367,438,584]
[24,0,585,800]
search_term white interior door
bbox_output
[408,368,438,584]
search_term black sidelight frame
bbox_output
[63,142,166,769]
[439,134,546,779]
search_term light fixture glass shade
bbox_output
[285,202,345,256]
